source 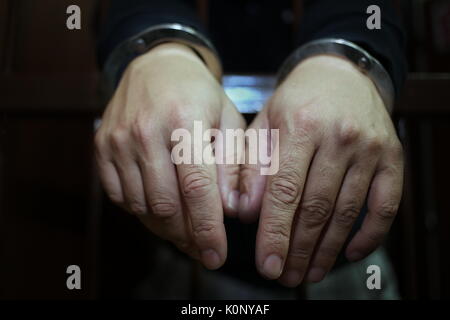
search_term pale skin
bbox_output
[95,42,404,287]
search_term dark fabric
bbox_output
[97,0,203,76]
[297,0,407,96]
[98,0,407,94]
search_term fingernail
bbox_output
[227,190,239,212]
[262,254,283,279]
[306,267,326,282]
[239,193,249,212]
[201,249,221,270]
[347,251,364,262]
[279,270,301,287]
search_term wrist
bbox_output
[136,42,203,63]
[293,54,371,82]
[133,42,222,79]
[277,39,394,113]
[103,23,223,97]
[289,54,383,103]
[279,54,386,113]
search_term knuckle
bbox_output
[109,127,129,152]
[390,140,404,161]
[334,202,361,228]
[131,119,153,145]
[192,219,217,241]
[292,109,319,134]
[107,191,123,205]
[376,203,398,221]
[299,195,333,227]
[366,137,384,153]
[94,137,108,162]
[288,245,311,261]
[167,103,192,128]
[364,133,387,153]
[269,170,302,209]
[380,163,403,178]
[337,122,361,145]
[182,168,213,200]
[128,199,147,216]
[362,228,384,245]
[318,245,340,259]
[149,196,178,218]
[94,131,105,153]
[262,216,291,247]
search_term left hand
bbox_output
[238,55,404,287]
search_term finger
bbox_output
[109,130,148,215]
[135,133,199,259]
[238,111,270,223]
[177,162,227,269]
[278,147,348,287]
[175,123,227,270]
[304,160,376,283]
[216,103,246,217]
[345,147,404,261]
[256,127,315,279]
[94,136,124,205]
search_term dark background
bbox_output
[0,0,449,299]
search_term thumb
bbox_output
[216,102,247,217]
[238,110,270,223]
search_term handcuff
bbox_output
[277,38,395,112]
[102,23,222,96]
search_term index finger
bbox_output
[174,120,227,269]
[256,128,315,279]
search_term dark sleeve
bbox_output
[97,0,205,76]
[297,0,407,96]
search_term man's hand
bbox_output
[95,43,245,270]
[239,55,404,286]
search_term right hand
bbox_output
[94,43,245,269]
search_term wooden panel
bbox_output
[0,1,105,298]
[396,74,450,116]
[0,0,9,71]
[0,117,98,299]
[432,122,450,298]
[10,0,99,72]
[0,74,102,114]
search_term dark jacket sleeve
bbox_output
[297,0,407,96]
[97,0,205,79]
